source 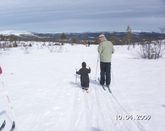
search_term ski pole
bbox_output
[95,55,99,81]
[75,68,78,84]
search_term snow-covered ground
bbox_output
[0,44,165,131]
[0,30,32,36]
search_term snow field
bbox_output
[0,44,165,131]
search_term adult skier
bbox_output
[98,34,114,90]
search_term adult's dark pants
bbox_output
[100,62,111,86]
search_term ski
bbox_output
[83,90,88,93]
[82,88,88,93]
[102,85,106,91]
[97,77,112,93]
[0,120,6,130]
[10,121,15,131]
[97,78,105,91]
[84,89,89,93]
[107,86,112,94]
[0,121,15,131]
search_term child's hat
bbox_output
[82,62,86,67]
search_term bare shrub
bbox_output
[139,39,164,59]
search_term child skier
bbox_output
[76,62,91,91]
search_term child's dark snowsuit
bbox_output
[76,62,91,90]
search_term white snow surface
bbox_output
[0,30,32,36]
[0,44,165,131]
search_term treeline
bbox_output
[0,31,165,45]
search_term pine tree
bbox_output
[126,25,132,50]
[60,33,67,45]
[110,32,117,45]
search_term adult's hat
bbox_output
[99,34,105,38]
[98,34,107,41]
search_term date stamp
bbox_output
[116,114,151,121]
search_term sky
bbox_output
[0,0,165,33]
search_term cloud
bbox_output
[0,0,164,32]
